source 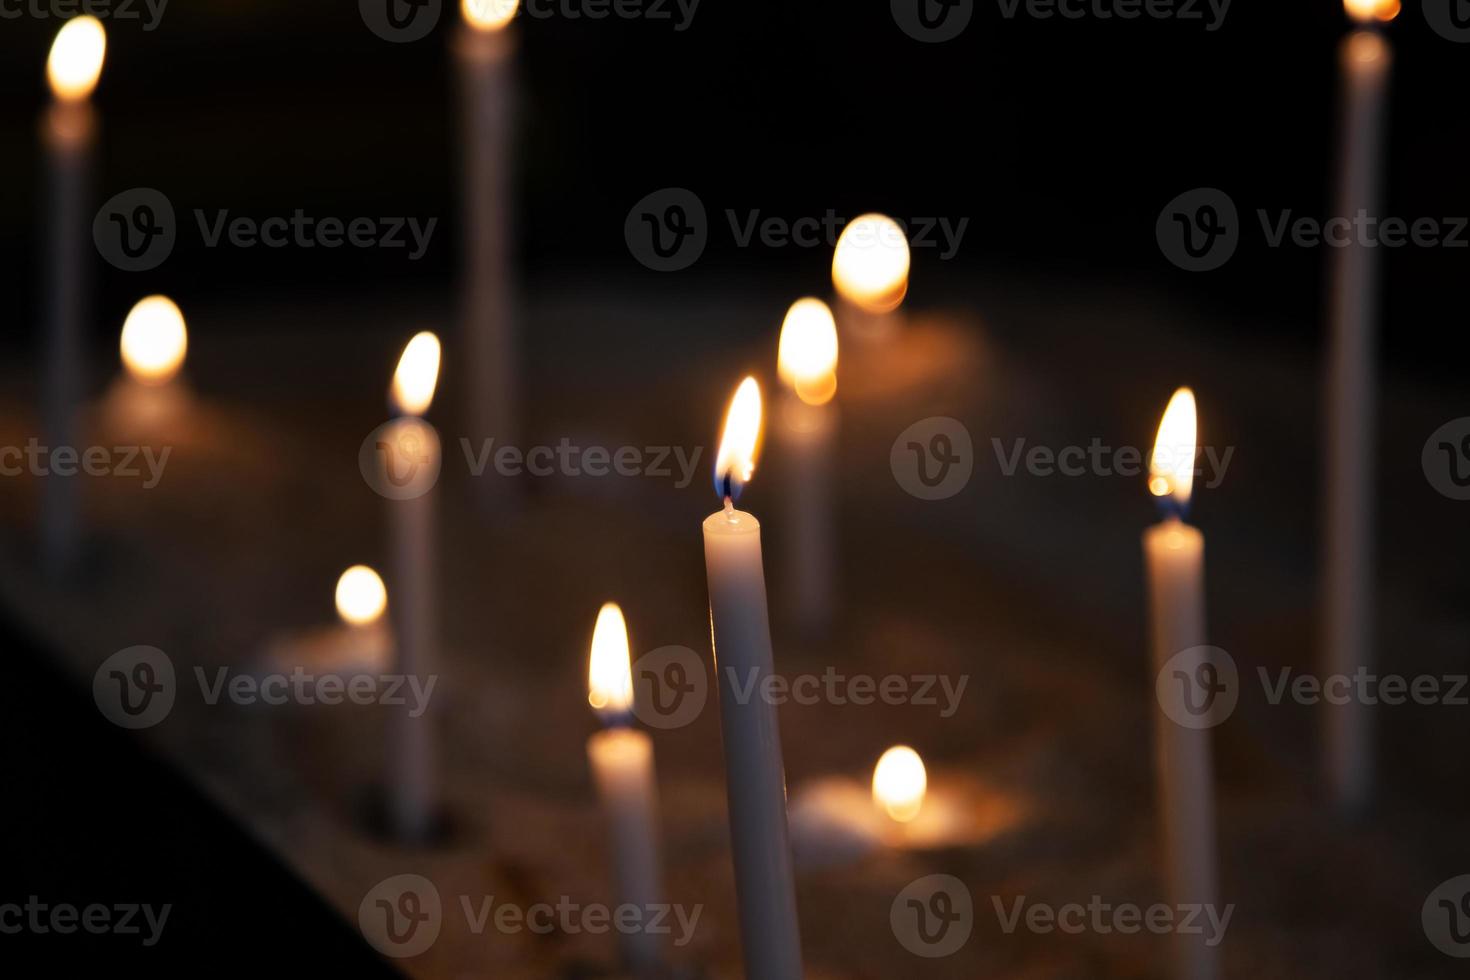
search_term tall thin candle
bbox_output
[703,377,803,979]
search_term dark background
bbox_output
[1,0,1463,971]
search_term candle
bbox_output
[456,0,520,501]
[831,213,910,343]
[335,564,391,669]
[585,602,665,978]
[383,331,443,843]
[1143,388,1219,980]
[775,298,839,635]
[703,377,803,979]
[107,295,190,437]
[871,745,927,846]
[1324,0,1396,817]
[40,16,106,576]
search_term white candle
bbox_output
[456,0,519,496]
[585,602,665,978]
[1143,388,1219,980]
[703,377,803,980]
[1324,0,1395,816]
[40,16,106,577]
[775,298,839,635]
[384,331,443,843]
[831,213,909,344]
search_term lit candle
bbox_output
[871,745,927,846]
[1324,0,1396,817]
[107,295,190,436]
[456,0,520,498]
[1142,388,1219,980]
[40,16,106,576]
[383,331,443,843]
[775,298,839,635]
[335,564,391,669]
[585,602,665,979]
[831,213,910,343]
[703,377,803,979]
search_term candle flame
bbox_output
[390,331,441,416]
[1344,0,1399,23]
[47,16,106,102]
[462,0,519,30]
[120,295,188,385]
[1149,387,1197,507]
[832,214,911,314]
[713,376,763,501]
[587,602,634,721]
[335,565,387,626]
[777,298,839,406]
[873,746,927,824]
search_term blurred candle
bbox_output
[40,16,105,576]
[1324,0,1396,817]
[775,298,839,635]
[872,745,926,844]
[585,602,665,979]
[384,331,442,843]
[456,0,519,502]
[831,213,909,343]
[108,295,190,436]
[335,564,391,667]
[703,377,803,980]
[1142,388,1219,980]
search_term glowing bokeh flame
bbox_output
[391,331,441,416]
[47,17,106,102]
[587,602,634,721]
[831,214,911,314]
[120,295,188,385]
[335,565,387,626]
[1149,387,1197,507]
[873,746,927,824]
[777,298,839,406]
[1344,0,1400,23]
[462,0,520,30]
[713,376,763,501]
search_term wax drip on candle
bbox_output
[713,376,763,504]
[1149,387,1198,523]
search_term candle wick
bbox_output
[723,496,736,523]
